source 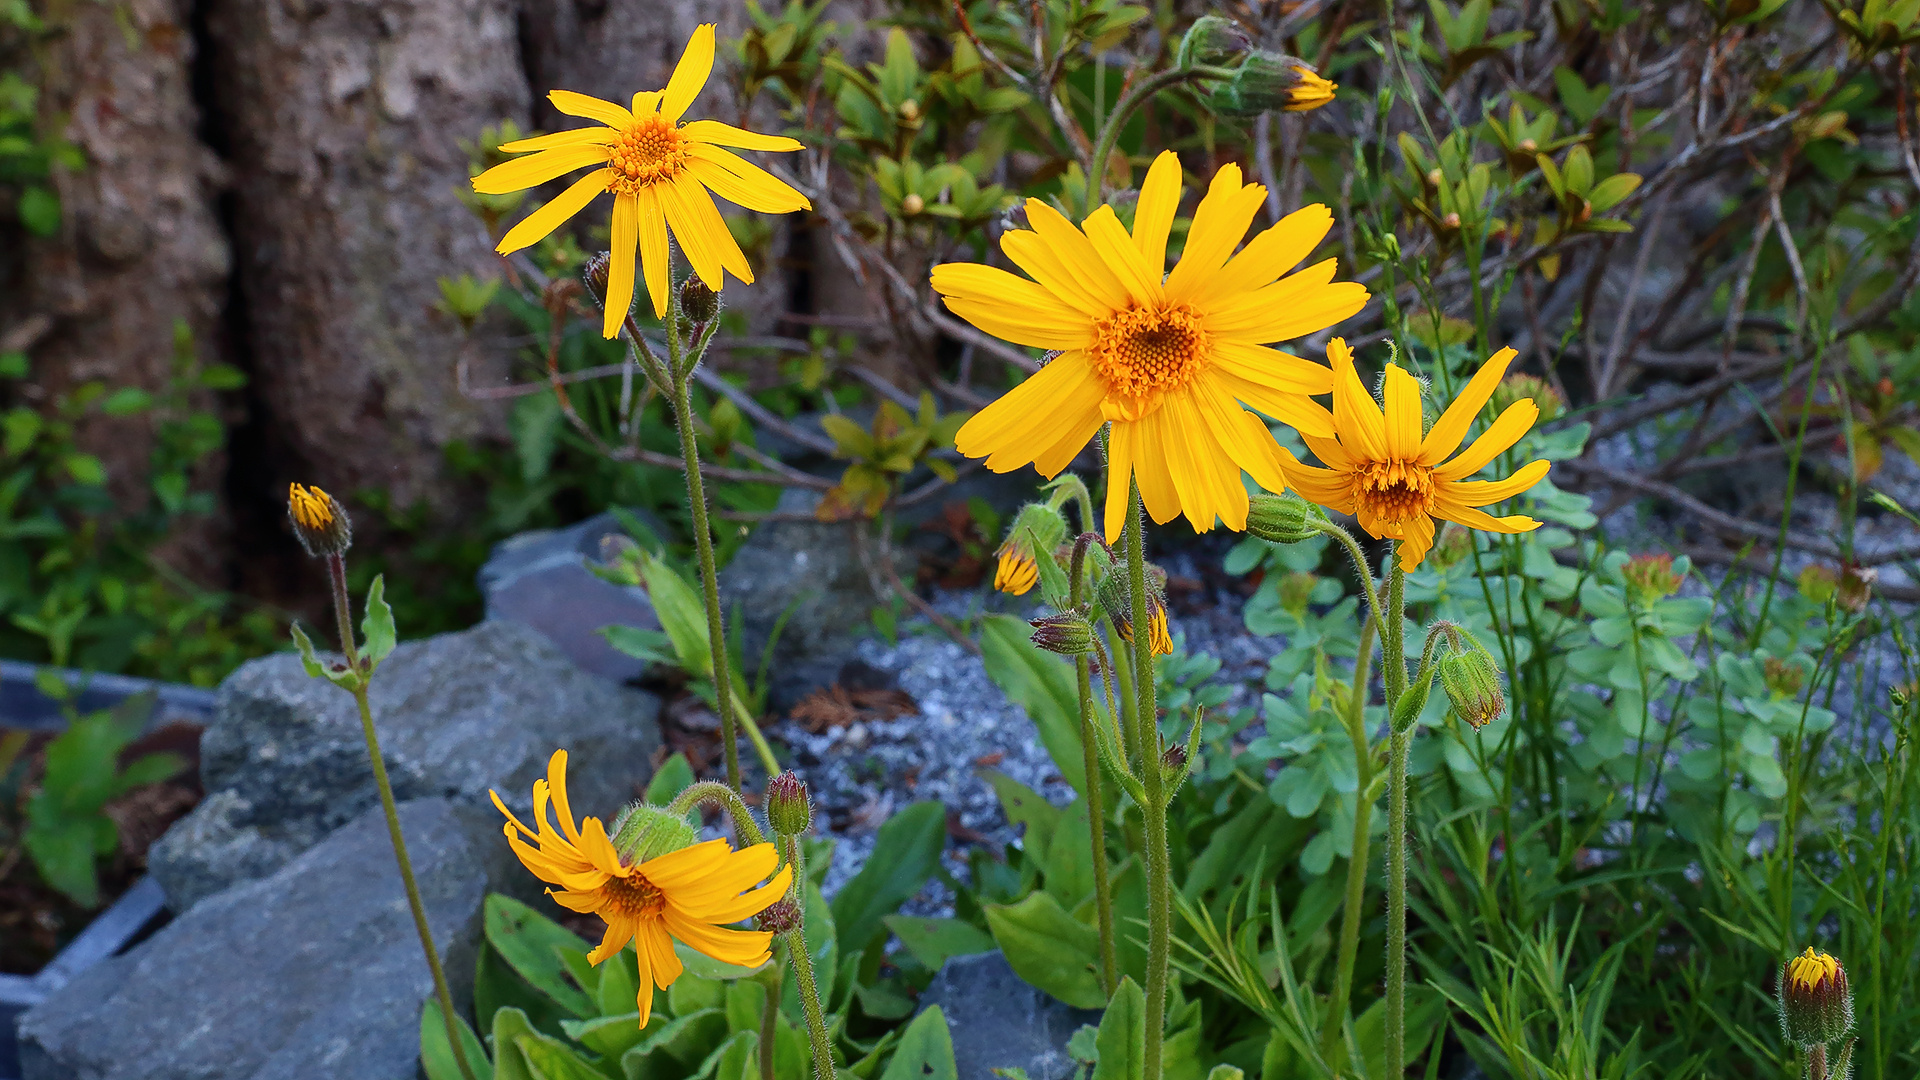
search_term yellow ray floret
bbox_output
[932,151,1370,540]
[1276,339,1550,571]
[471,24,811,336]
[490,750,792,1027]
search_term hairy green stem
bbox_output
[758,953,783,1080]
[1083,68,1205,215]
[1382,551,1408,1080]
[667,780,767,846]
[778,835,837,1080]
[1122,482,1170,1080]
[1071,535,1119,994]
[1325,614,1378,1060]
[326,560,473,1080]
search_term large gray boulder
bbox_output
[478,510,665,683]
[19,798,508,1080]
[149,619,660,911]
[917,951,1102,1080]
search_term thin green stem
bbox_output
[671,351,743,793]
[1083,68,1205,216]
[1071,535,1119,994]
[667,780,767,846]
[325,565,473,1080]
[778,835,837,1080]
[758,952,783,1080]
[1381,551,1408,1080]
[1325,614,1378,1060]
[1123,482,1170,1080]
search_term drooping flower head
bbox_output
[491,750,792,1026]
[472,25,811,337]
[933,151,1369,541]
[1276,339,1549,570]
[993,501,1068,596]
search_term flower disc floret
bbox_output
[607,116,689,193]
[1090,304,1211,419]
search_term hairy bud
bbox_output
[1779,947,1854,1048]
[994,503,1068,597]
[1439,649,1505,729]
[679,276,720,325]
[1209,53,1338,116]
[582,251,613,307]
[757,897,803,936]
[288,483,352,557]
[1176,14,1253,69]
[766,772,812,837]
[1246,491,1321,544]
[608,803,698,863]
[1030,609,1097,657]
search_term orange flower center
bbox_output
[607,116,688,195]
[1353,459,1436,526]
[599,870,666,920]
[1089,304,1210,419]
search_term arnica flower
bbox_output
[1275,339,1549,571]
[471,25,811,337]
[1780,946,1853,1047]
[934,151,1369,541]
[492,750,791,1026]
[287,483,351,557]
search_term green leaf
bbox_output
[23,817,100,907]
[1586,172,1641,212]
[362,575,397,669]
[879,1006,958,1080]
[641,554,717,680]
[696,1030,760,1080]
[984,892,1105,1008]
[64,453,105,485]
[561,1012,650,1059]
[829,800,946,954]
[488,1007,538,1080]
[644,752,695,805]
[882,915,996,970]
[514,1030,606,1080]
[99,388,153,416]
[420,997,493,1080]
[598,945,641,1016]
[18,184,59,235]
[669,973,727,1016]
[602,625,677,668]
[623,1007,730,1072]
[484,894,595,1017]
[978,614,1087,795]
[290,623,327,678]
[1092,977,1145,1080]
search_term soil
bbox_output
[0,722,203,975]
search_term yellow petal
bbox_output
[1300,430,1358,471]
[1023,199,1134,312]
[1382,364,1423,462]
[661,24,716,124]
[1082,206,1162,308]
[635,186,671,320]
[681,118,804,152]
[663,910,773,967]
[1204,259,1369,343]
[1213,373,1335,439]
[632,839,734,890]
[1132,150,1183,271]
[687,145,810,213]
[1000,230,1121,319]
[1165,390,1246,532]
[684,865,795,923]
[1215,203,1334,296]
[1433,401,1539,481]
[545,750,581,845]
[640,922,683,990]
[1419,347,1518,465]
[605,194,640,336]
[633,91,660,116]
[1027,376,1107,479]
[1211,340,1335,395]
[1274,446,1355,512]
[499,128,617,153]
[496,169,610,255]
[1195,379,1291,496]
[1395,513,1436,571]
[1131,411,1183,528]
[1104,423,1134,541]
[1164,164,1266,305]
[662,175,752,287]
[549,90,632,128]
[589,915,636,965]
[956,353,1103,466]
[632,932,655,1027]
[1329,338,1388,463]
[1437,459,1550,505]
[472,145,610,195]
[1433,497,1541,533]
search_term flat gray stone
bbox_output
[479,510,667,682]
[19,798,505,1080]
[149,618,660,911]
[918,951,1101,1080]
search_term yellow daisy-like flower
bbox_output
[1276,339,1549,571]
[934,151,1369,541]
[471,24,812,337]
[491,750,792,1026]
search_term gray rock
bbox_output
[18,798,505,1080]
[719,488,882,712]
[149,619,661,911]
[918,951,1102,1080]
[479,510,668,683]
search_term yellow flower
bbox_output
[1117,597,1174,656]
[1785,947,1843,996]
[472,25,811,337]
[1276,339,1548,571]
[491,750,792,1026]
[287,482,351,557]
[994,543,1040,595]
[934,151,1369,540]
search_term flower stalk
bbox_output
[1382,550,1409,1080]
[1069,532,1119,993]
[1122,482,1173,1080]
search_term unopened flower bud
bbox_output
[288,483,352,557]
[1439,649,1505,729]
[766,771,812,837]
[1247,491,1320,543]
[1095,563,1173,656]
[757,897,802,935]
[679,276,720,325]
[1208,53,1337,116]
[1160,743,1188,772]
[1176,14,1253,69]
[1031,609,1096,657]
[1489,373,1564,423]
[608,802,698,862]
[1762,656,1805,700]
[582,251,613,306]
[1440,211,1462,231]
[995,503,1068,597]
[901,192,925,216]
[1779,947,1853,1047]
[898,99,921,124]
